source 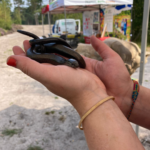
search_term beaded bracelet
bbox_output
[127,80,140,120]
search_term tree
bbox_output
[21,7,35,25]
[0,0,12,29]
[27,0,42,24]
[13,0,24,24]
[12,7,21,24]
[131,0,150,43]
[13,0,24,7]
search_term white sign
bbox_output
[104,7,114,32]
[83,10,100,36]
[83,11,93,36]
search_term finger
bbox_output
[82,55,99,73]
[91,36,117,60]
[7,55,55,85]
[23,40,31,53]
[13,46,25,56]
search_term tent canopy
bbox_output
[49,0,133,14]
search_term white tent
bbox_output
[49,0,133,37]
[49,0,133,14]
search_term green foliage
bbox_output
[131,0,144,41]
[78,34,85,43]
[131,0,150,45]
[117,10,131,16]
[12,0,24,24]
[0,0,12,29]
[27,0,42,15]
[21,0,42,25]
[12,8,21,24]
[13,0,24,6]
[21,7,36,25]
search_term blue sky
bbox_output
[10,0,49,11]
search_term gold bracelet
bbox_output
[78,96,115,130]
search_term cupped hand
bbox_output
[83,36,133,116]
[7,40,109,116]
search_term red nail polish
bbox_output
[7,58,16,67]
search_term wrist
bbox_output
[120,79,141,119]
[78,96,115,130]
[119,79,134,118]
[69,89,109,117]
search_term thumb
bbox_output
[90,36,117,60]
[6,55,54,84]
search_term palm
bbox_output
[39,64,107,100]
[83,36,133,110]
[11,40,107,103]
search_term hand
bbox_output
[6,40,109,116]
[83,36,133,117]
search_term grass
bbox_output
[59,115,66,122]
[2,129,22,137]
[45,111,50,115]
[27,146,43,150]
[45,110,55,115]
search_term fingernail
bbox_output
[7,58,17,67]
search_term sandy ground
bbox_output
[0,25,150,150]
[0,25,79,150]
[0,25,71,111]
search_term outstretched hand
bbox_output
[7,37,134,117]
[7,40,108,116]
[83,36,133,116]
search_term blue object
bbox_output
[115,5,126,10]
[100,8,105,15]
[52,24,55,33]
[127,5,132,8]
[115,4,132,10]
[124,23,127,35]
[124,23,127,29]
